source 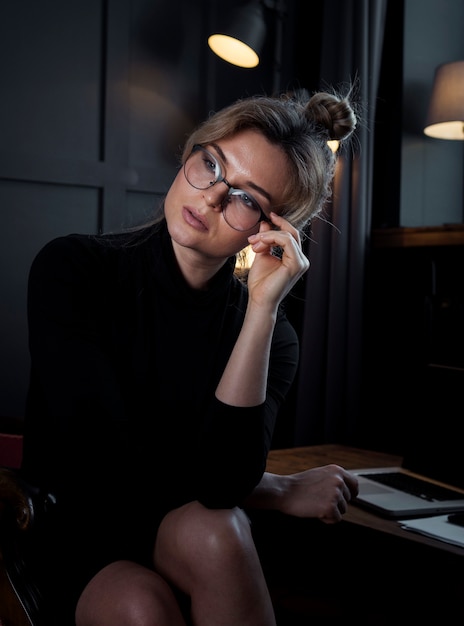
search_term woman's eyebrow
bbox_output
[209,142,273,204]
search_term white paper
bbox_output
[400,515,464,548]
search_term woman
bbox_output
[21,88,359,625]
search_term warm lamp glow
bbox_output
[424,60,464,140]
[425,121,464,140]
[208,34,260,69]
[235,244,256,273]
[208,1,266,69]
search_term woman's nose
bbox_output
[203,182,229,209]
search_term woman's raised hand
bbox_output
[246,213,310,308]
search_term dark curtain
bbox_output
[293,0,388,445]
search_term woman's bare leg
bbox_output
[154,501,276,626]
[75,560,187,626]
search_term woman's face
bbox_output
[164,129,290,263]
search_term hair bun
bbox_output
[306,92,357,142]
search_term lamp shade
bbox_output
[424,60,464,140]
[208,1,266,69]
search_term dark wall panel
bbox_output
[128,0,207,169]
[126,189,164,227]
[0,0,103,161]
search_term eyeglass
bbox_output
[183,144,270,232]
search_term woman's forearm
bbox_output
[215,302,277,407]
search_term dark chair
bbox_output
[0,467,56,626]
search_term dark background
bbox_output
[1,0,463,453]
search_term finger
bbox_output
[248,229,303,258]
[251,240,308,281]
[249,214,301,249]
[259,233,309,275]
[322,509,343,524]
[342,483,353,502]
[345,473,359,498]
[258,219,273,234]
[269,212,302,245]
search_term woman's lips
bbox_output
[182,206,208,231]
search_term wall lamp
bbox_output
[424,60,464,221]
[208,1,287,91]
[208,1,267,69]
[424,60,464,140]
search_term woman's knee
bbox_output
[75,560,186,626]
[193,505,252,561]
[155,502,255,581]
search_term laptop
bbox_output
[350,366,464,519]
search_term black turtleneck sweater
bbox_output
[21,220,299,601]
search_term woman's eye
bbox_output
[240,193,260,212]
[203,157,217,174]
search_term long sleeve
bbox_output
[22,227,299,517]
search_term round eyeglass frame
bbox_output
[183,144,270,232]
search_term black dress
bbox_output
[21,220,299,622]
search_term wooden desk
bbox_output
[266,443,464,557]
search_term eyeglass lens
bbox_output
[184,146,266,231]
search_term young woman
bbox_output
[21,89,359,625]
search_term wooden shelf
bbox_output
[372,224,464,248]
